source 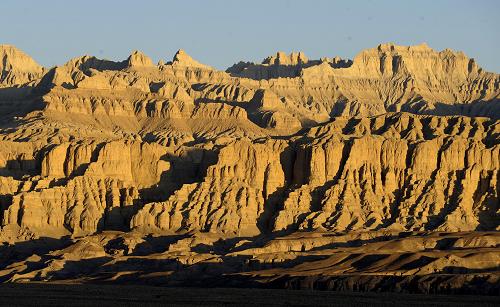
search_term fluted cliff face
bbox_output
[2,113,497,238]
[0,43,499,239]
[1,141,171,237]
[131,138,289,235]
[0,43,499,290]
[274,114,499,232]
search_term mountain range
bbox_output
[0,43,498,294]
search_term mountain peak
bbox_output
[127,50,154,68]
[263,51,309,65]
[172,49,211,69]
[375,42,433,53]
[0,44,44,85]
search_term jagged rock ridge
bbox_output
[0,43,498,292]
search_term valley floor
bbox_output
[0,283,499,307]
[0,231,499,300]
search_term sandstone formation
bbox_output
[0,45,44,86]
[0,43,498,293]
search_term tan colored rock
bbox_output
[2,140,172,235]
[0,44,499,291]
[0,44,498,242]
[0,45,44,86]
[131,138,289,235]
[172,49,211,69]
[251,90,282,109]
[127,50,154,68]
[263,51,309,66]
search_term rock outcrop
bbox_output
[127,50,154,68]
[172,49,212,69]
[0,45,44,86]
[0,43,498,292]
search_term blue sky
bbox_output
[3,0,499,72]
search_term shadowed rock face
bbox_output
[0,43,498,293]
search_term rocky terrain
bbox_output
[0,43,498,295]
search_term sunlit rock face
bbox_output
[0,44,498,292]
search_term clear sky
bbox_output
[3,0,499,72]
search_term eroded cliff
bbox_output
[0,43,498,292]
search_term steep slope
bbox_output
[0,45,44,86]
[0,43,498,293]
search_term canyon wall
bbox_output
[0,43,499,240]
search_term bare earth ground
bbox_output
[0,231,499,297]
[0,283,499,307]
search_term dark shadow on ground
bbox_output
[0,232,499,295]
